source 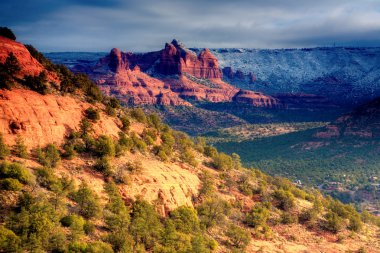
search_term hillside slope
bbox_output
[1,33,379,253]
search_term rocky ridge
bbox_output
[85,40,279,107]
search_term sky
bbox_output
[2,0,380,52]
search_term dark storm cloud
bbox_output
[1,0,380,51]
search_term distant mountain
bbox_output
[204,47,380,105]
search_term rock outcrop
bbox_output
[92,48,191,106]
[157,40,222,79]
[85,40,278,107]
[222,67,256,83]
[233,89,279,107]
[0,36,59,83]
[0,89,120,149]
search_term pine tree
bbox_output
[13,135,28,158]
[0,134,10,159]
[4,53,21,76]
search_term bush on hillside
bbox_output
[224,224,251,251]
[119,115,131,132]
[0,133,10,159]
[70,182,101,219]
[169,206,200,234]
[93,157,114,177]
[0,162,31,184]
[85,107,100,122]
[323,211,345,233]
[94,135,115,157]
[0,225,21,252]
[0,178,23,191]
[272,189,295,211]
[36,144,61,168]
[212,152,233,171]
[4,53,21,76]
[0,27,16,40]
[131,108,146,123]
[197,198,231,229]
[13,135,28,158]
[24,71,49,95]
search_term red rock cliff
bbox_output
[0,36,59,83]
[157,40,222,79]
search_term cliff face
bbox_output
[157,40,222,79]
[93,51,191,106]
[86,40,278,107]
[233,89,279,107]
[0,89,121,149]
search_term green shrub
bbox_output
[245,203,270,228]
[280,212,298,224]
[143,128,158,143]
[6,196,60,251]
[203,145,217,158]
[60,214,77,227]
[87,241,114,253]
[0,162,31,184]
[197,198,231,229]
[68,241,88,253]
[36,167,57,189]
[36,144,61,168]
[190,234,216,253]
[147,113,161,129]
[130,133,147,153]
[94,135,115,157]
[238,174,253,196]
[79,118,93,137]
[130,199,163,251]
[71,182,101,219]
[0,65,14,90]
[84,220,95,235]
[180,147,198,167]
[4,52,21,76]
[124,161,143,174]
[323,211,345,233]
[0,27,16,40]
[120,115,131,132]
[131,108,146,123]
[118,132,133,150]
[25,45,56,71]
[0,178,23,191]
[24,71,49,95]
[0,133,10,159]
[62,142,76,159]
[272,189,295,211]
[93,157,114,176]
[348,214,363,232]
[105,105,116,116]
[194,137,206,153]
[170,206,200,234]
[198,171,215,198]
[225,224,251,250]
[85,107,100,121]
[108,97,121,109]
[73,73,103,102]
[212,152,233,171]
[0,225,21,252]
[13,135,28,158]
[299,208,319,226]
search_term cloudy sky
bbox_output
[2,0,380,52]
